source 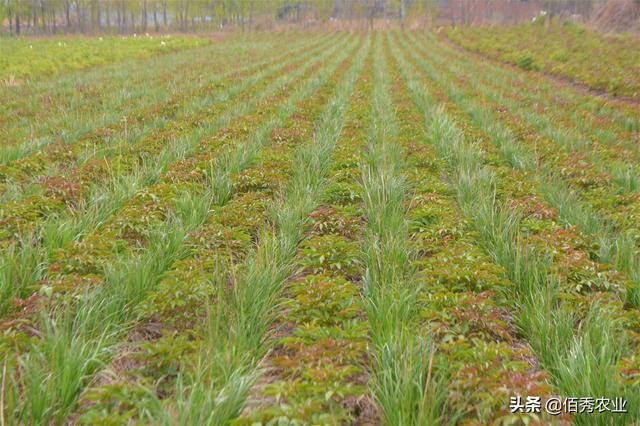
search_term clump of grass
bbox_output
[359,35,450,425]
[372,332,447,426]
[0,234,46,316]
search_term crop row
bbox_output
[0,32,351,326]
[0,34,347,320]
[2,33,364,425]
[399,31,640,314]
[0,35,360,419]
[446,23,640,100]
[0,33,332,213]
[412,32,640,197]
[0,33,329,168]
[0,33,307,144]
[419,33,640,193]
[392,31,639,424]
[236,39,374,425]
[132,34,369,425]
[438,32,640,138]
[2,30,638,425]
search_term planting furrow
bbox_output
[0,35,348,319]
[408,32,640,194]
[140,36,369,426]
[1,35,362,426]
[237,49,374,426]
[392,33,640,425]
[398,32,640,312]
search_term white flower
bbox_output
[160,41,167,46]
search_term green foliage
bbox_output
[390,28,640,424]
[297,235,361,277]
[516,54,537,71]
[0,36,209,82]
[78,382,156,425]
[0,234,46,315]
[447,23,640,99]
[4,26,640,426]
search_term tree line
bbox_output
[0,0,603,36]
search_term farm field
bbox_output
[0,34,211,84]
[446,22,640,100]
[1,30,639,425]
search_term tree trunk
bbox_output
[183,1,189,31]
[96,0,101,31]
[249,0,254,31]
[106,0,111,32]
[153,1,159,32]
[16,5,21,35]
[8,4,13,34]
[90,0,95,31]
[369,7,374,31]
[142,0,147,32]
[116,0,121,31]
[451,0,456,27]
[65,1,71,33]
[79,2,83,33]
[41,1,47,33]
[163,0,167,28]
[348,1,353,29]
